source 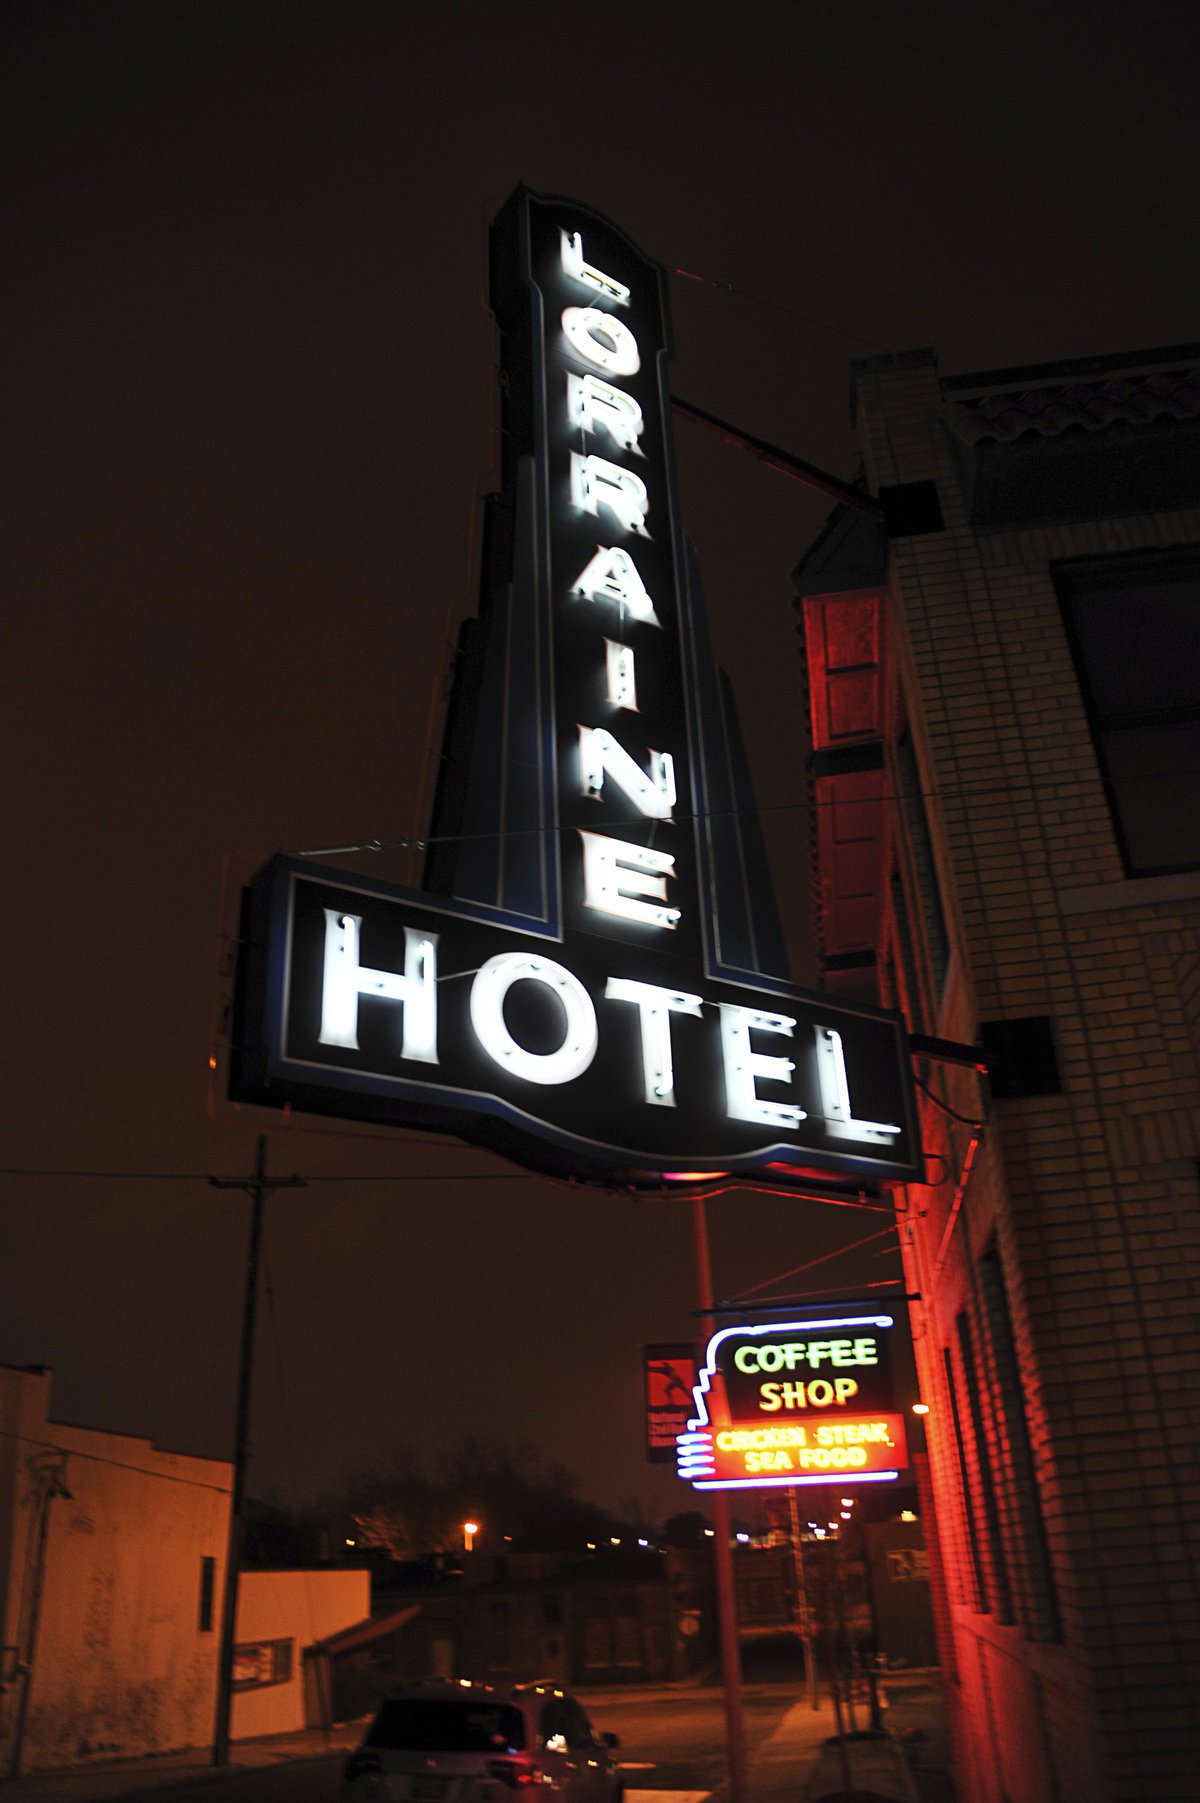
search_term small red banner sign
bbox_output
[644,1343,698,1464]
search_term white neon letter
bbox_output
[570,546,661,626]
[571,452,649,536]
[579,831,680,931]
[560,230,630,306]
[469,953,597,1086]
[566,373,644,454]
[605,639,637,710]
[718,1005,806,1130]
[815,1027,901,1143]
[562,306,640,377]
[319,912,438,1063]
[605,978,702,1106]
[579,726,675,818]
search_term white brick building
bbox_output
[795,342,1200,1803]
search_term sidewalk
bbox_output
[0,1723,363,1802]
[739,1688,923,1803]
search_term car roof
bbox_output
[375,1679,574,1707]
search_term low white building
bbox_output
[0,1364,232,1775]
[232,1568,370,1740]
[0,1364,367,1775]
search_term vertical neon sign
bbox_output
[228,190,920,1194]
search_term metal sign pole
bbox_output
[692,1197,747,1803]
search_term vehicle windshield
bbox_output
[364,1700,527,1753]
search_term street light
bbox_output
[463,1520,480,1552]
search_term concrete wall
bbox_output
[231,1567,369,1739]
[0,1364,231,1775]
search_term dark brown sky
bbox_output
[5,0,1198,1524]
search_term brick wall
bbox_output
[806,349,1200,1803]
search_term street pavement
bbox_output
[0,1670,949,1803]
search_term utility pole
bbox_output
[692,1197,747,1803]
[208,1136,306,1765]
[787,1487,820,1709]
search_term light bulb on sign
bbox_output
[604,639,638,710]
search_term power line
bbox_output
[286,767,1111,861]
[669,264,892,354]
[0,1427,231,1495]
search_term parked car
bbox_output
[339,1678,623,1803]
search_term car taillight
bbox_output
[343,1750,383,1781]
[487,1759,545,1787]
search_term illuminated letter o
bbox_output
[562,305,640,377]
[470,953,598,1086]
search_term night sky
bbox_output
[6,1,1199,1528]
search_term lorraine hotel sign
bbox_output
[228,189,919,1194]
[678,1316,909,1491]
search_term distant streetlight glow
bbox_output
[463,1520,480,1552]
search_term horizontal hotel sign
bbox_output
[228,189,919,1192]
[678,1316,909,1490]
[231,857,919,1187]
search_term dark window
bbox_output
[583,1617,611,1668]
[487,1599,512,1670]
[878,479,945,537]
[978,1249,1061,1641]
[232,1637,293,1691]
[942,1346,987,1610]
[956,1313,1013,1623]
[896,730,949,992]
[198,1556,215,1633]
[612,1615,641,1668]
[977,1016,1061,1098]
[544,1697,594,1749]
[889,868,924,1031]
[564,1697,597,1749]
[1056,549,1200,874]
[540,1699,568,1749]
[365,1700,526,1752]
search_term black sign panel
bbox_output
[229,190,919,1192]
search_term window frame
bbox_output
[1055,546,1200,877]
[198,1555,216,1634]
[231,1636,294,1692]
